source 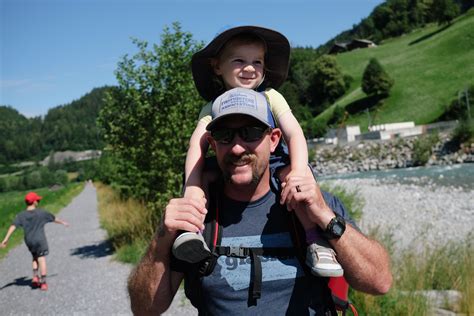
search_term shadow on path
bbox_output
[0,277,32,290]
[70,240,114,259]
[0,274,58,290]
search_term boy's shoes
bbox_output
[31,276,40,288]
[172,232,211,263]
[306,240,344,277]
[40,282,48,291]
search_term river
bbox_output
[319,163,474,190]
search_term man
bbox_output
[128,88,392,315]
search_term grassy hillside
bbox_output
[316,9,474,132]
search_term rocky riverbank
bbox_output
[311,133,474,176]
[322,176,473,252]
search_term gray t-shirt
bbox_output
[13,208,55,252]
[178,189,354,315]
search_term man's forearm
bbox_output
[331,224,392,295]
[128,230,183,315]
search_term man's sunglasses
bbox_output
[211,126,271,144]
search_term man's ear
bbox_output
[207,134,217,151]
[269,128,282,153]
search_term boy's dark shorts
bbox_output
[27,243,49,258]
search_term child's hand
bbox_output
[0,241,7,248]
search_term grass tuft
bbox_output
[95,182,157,262]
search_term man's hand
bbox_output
[163,197,207,235]
[280,173,334,229]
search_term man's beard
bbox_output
[222,153,262,186]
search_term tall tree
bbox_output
[306,55,347,114]
[362,58,395,97]
[432,0,461,24]
[98,23,203,210]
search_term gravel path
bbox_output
[0,182,196,315]
[0,183,133,315]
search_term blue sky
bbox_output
[1,0,384,117]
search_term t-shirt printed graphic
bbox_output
[217,234,304,291]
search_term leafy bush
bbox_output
[440,84,473,121]
[54,169,69,185]
[412,133,440,166]
[98,23,202,215]
[328,104,347,126]
[452,118,474,147]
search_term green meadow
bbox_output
[316,9,474,131]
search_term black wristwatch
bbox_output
[323,214,346,239]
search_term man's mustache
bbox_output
[224,153,256,165]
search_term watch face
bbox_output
[333,224,344,235]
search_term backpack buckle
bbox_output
[228,246,247,258]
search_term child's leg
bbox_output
[31,256,40,287]
[32,257,39,274]
[37,256,49,290]
[172,161,220,264]
[277,165,343,277]
[38,256,47,280]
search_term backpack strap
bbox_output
[214,244,300,305]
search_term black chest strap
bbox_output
[214,245,301,304]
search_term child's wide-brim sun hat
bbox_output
[192,25,290,102]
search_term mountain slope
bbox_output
[316,9,474,131]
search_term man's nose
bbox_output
[229,135,247,155]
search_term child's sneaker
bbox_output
[305,240,344,277]
[172,232,211,263]
[40,282,48,291]
[31,276,40,288]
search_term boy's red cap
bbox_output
[25,192,42,204]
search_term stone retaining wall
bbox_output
[310,133,474,176]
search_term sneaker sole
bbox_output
[307,260,344,277]
[172,233,211,263]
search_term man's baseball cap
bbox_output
[206,87,276,131]
[192,25,290,101]
[25,192,42,204]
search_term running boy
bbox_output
[173,26,342,277]
[0,192,69,291]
